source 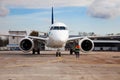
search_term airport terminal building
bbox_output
[65,35,120,51]
[92,36,120,51]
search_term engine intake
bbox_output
[79,38,94,52]
[19,38,34,52]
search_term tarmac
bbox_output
[0,51,120,80]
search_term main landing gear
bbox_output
[56,49,61,57]
[32,48,40,55]
[70,49,74,55]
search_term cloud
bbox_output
[0,6,9,17]
[1,0,120,19]
[1,0,94,8]
[0,0,94,17]
[87,0,120,19]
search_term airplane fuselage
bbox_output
[46,22,69,48]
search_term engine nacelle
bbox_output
[19,38,34,52]
[79,38,94,52]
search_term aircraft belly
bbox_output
[46,39,64,48]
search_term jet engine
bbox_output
[19,38,34,52]
[79,38,94,52]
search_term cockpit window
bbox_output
[53,27,59,30]
[50,26,67,30]
[60,26,66,30]
[50,27,53,30]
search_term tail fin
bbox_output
[51,7,54,24]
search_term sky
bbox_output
[0,0,120,35]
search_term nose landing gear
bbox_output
[56,49,61,57]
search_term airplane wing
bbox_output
[28,36,48,41]
[0,34,48,42]
[67,35,110,41]
[68,35,120,41]
[88,35,120,39]
[93,40,120,43]
[67,35,120,43]
[67,36,83,41]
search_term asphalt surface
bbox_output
[0,51,120,80]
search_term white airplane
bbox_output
[18,7,94,56]
[2,7,94,56]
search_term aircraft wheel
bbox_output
[58,52,61,57]
[37,49,40,54]
[70,49,73,55]
[56,52,59,57]
[32,49,35,54]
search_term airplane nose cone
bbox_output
[54,36,64,42]
[50,31,68,43]
[57,37,66,42]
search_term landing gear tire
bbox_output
[70,49,73,55]
[32,49,35,54]
[56,52,58,57]
[59,52,61,57]
[37,49,40,54]
[56,52,61,57]
[32,49,40,55]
